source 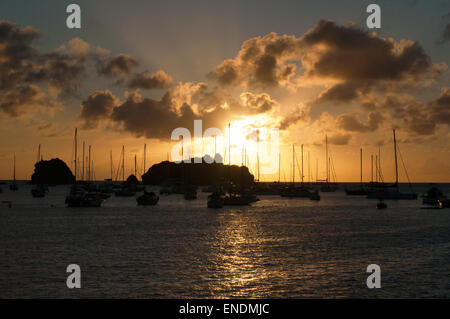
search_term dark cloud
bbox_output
[0,21,96,116]
[429,87,450,125]
[208,32,301,88]
[311,81,371,105]
[78,83,279,139]
[437,13,450,45]
[97,54,138,78]
[337,111,384,132]
[0,85,60,117]
[328,133,352,145]
[78,90,119,129]
[0,20,40,92]
[437,23,450,44]
[109,89,234,139]
[279,105,310,130]
[127,70,173,90]
[302,20,436,82]
[239,92,277,114]
[388,88,450,136]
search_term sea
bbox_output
[0,182,449,298]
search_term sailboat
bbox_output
[366,129,417,200]
[10,154,18,191]
[136,188,159,206]
[320,136,338,192]
[280,144,319,200]
[65,128,104,207]
[345,148,368,195]
[115,146,136,197]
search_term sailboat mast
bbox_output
[278,152,281,183]
[308,151,311,184]
[316,158,318,182]
[325,135,329,184]
[110,150,113,180]
[134,154,137,177]
[378,147,382,182]
[393,129,399,186]
[371,154,373,183]
[88,145,91,182]
[301,144,304,184]
[74,128,77,182]
[143,144,146,173]
[360,148,363,185]
[13,153,16,182]
[82,142,85,181]
[228,123,231,166]
[375,155,378,183]
[122,145,125,182]
[292,144,295,185]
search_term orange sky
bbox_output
[1,1,449,182]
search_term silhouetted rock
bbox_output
[31,158,75,185]
[142,158,254,186]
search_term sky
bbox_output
[0,0,449,182]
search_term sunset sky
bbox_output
[0,0,449,182]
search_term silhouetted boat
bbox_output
[366,129,417,200]
[66,185,104,207]
[376,200,387,209]
[345,149,369,195]
[65,129,104,207]
[207,192,224,208]
[438,199,450,209]
[280,185,311,197]
[308,189,321,201]
[137,190,159,206]
[422,186,446,205]
[31,184,48,198]
[223,192,252,206]
[184,185,197,200]
[115,187,136,197]
[320,136,338,192]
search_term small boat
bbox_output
[280,185,311,198]
[137,191,159,206]
[345,186,368,195]
[207,192,224,208]
[422,187,447,206]
[308,190,321,201]
[65,185,104,207]
[184,185,197,200]
[115,186,136,197]
[438,199,450,209]
[223,192,252,206]
[376,200,387,209]
[31,184,49,198]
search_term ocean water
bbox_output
[0,182,449,298]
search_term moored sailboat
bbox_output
[65,128,104,207]
[345,148,368,195]
[137,189,159,206]
[366,129,417,200]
